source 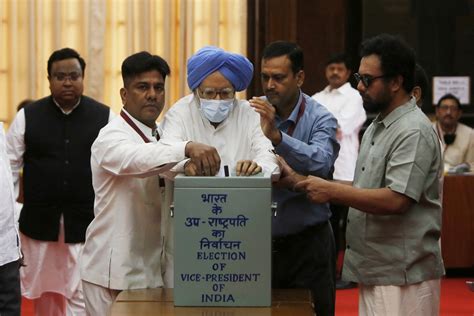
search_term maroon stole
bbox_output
[120,110,163,186]
[286,97,306,137]
[120,110,159,142]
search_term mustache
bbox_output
[264,89,277,94]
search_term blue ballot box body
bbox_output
[173,176,272,307]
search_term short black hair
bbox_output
[414,63,429,101]
[325,53,351,69]
[47,48,86,76]
[121,51,170,87]
[360,33,415,93]
[437,93,461,109]
[262,41,303,74]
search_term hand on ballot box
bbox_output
[236,160,262,176]
[184,142,221,176]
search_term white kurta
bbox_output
[435,122,474,171]
[5,107,113,300]
[159,94,279,176]
[312,82,366,181]
[0,123,20,267]
[80,110,187,290]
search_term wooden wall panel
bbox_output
[296,1,346,95]
[247,0,349,98]
[441,175,474,268]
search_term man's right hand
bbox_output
[184,142,221,176]
[275,156,307,190]
[249,97,282,145]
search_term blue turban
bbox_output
[187,46,254,92]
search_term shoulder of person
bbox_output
[311,90,324,100]
[93,115,132,143]
[167,94,195,114]
[456,122,473,134]
[25,96,50,109]
[393,109,440,147]
[303,96,338,128]
[339,82,360,97]
[22,97,53,118]
[81,95,110,109]
[304,94,331,114]
[235,98,254,112]
[224,99,258,124]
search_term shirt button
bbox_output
[65,139,70,144]
[347,219,350,223]
[371,141,375,145]
[65,160,69,164]
[346,245,350,250]
[362,167,365,171]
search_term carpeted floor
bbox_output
[20,278,473,315]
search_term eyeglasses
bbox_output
[354,73,389,88]
[438,105,459,112]
[52,72,82,82]
[198,87,235,100]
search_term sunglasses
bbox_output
[354,73,390,88]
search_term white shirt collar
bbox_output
[323,82,353,96]
[121,108,158,141]
[53,97,81,115]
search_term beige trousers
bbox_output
[359,278,441,316]
[82,281,121,316]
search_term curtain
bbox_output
[0,0,247,126]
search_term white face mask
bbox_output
[199,97,235,123]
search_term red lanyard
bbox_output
[120,110,164,187]
[120,110,159,143]
[286,97,306,137]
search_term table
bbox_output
[111,288,314,316]
[441,174,474,268]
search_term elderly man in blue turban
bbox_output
[160,46,278,177]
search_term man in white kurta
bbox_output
[312,54,366,182]
[160,94,278,176]
[159,46,278,178]
[434,93,474,172]
[312,54,366,288]
[0,122,22,316]
[80,52,219,316]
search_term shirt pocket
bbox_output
[365,213,405,238]
[356,153,386,189]
[365,214,406,264]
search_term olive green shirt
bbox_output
[342,98,445,286]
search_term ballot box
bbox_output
[173,176,272,307]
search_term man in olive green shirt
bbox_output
[277,34,444,315]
